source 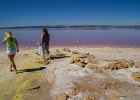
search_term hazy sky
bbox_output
[0,0,140,27]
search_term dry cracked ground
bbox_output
[0,47,140,100]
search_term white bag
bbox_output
[39,46,43,56]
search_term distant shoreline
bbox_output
[0,25,140,29]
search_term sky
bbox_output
[0,0,140,27]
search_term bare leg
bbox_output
[12,54,18,74]
[10,63,13,71]
[8,55,13,71]
[8,54,18,74]
[43,50,45,58]
[45,46,50,60]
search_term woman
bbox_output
[39,28,50,60]
[2,31,19,74]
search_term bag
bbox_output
[39,46,43,56]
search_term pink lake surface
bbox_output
[0,28,140,48]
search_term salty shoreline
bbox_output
[0,46,140,100]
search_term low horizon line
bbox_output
[1,24,140,28]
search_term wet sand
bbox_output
[0,46,140,100]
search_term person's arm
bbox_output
[15,40,19,53]
[2,40,6,44]
[2,37,7,44]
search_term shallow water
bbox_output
[0,28,140,48]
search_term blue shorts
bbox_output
[7,49,16,55]
[39,46,49,55]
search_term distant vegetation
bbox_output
[0,25,140,29]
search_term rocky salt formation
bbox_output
[93,68,102,73]
[85,59,99,65]
[132,61,140,68]
[62,48,71,52]
[87,64,98,69]
[47,48,140,100]
[87,64,102,73]
[70,52,97,68]
[69,88,79,95]
[84,54,98,65]
[83,91,100,100]
[107,93,125,100]
[72,51,79,54]
[56,93,69,100]
[78,53,90,58]
[131,71,140,82]
[49,49,66,59]
[69,52,102,73]
[101,81,119,90]
[70,58,85,64]
[102,59,134,70]
[77,52,102,73]
[70,58,86,67]
[75,62,85,68]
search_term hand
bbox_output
[39,43,42,46]
[2,40,5,44]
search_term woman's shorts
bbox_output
[7,49,16,55]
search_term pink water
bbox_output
[0,28,140,48]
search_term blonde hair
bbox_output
[5,31,14,42]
